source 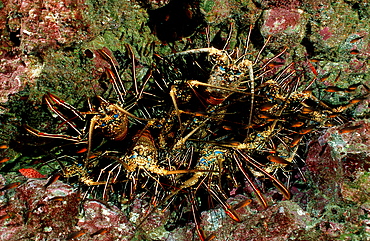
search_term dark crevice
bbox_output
[9,29,21,47]
[148,0,205,43]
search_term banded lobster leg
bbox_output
[234,149,291,202]
[25,93,87,142]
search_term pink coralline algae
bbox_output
[1,0,105,55]
[0,179,80,240]
[319,27,333,41]
[196,199,311,241]
[0,54,26,103]
[261,8,302,35]
[259,8,307,49]
[306,120,370,197]
[260,0,302,9]
[0,178,149,240]
[77,200,135,241]
[19,0,90,52]
[347,58,367,74]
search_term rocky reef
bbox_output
[0,0,369,240]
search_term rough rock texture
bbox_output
[304,119,370,240]
[259,8,308,50]
[0,179,80,240]
[0,0,369,240]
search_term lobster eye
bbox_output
[113,114,119,118]
[100,123,106,127]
